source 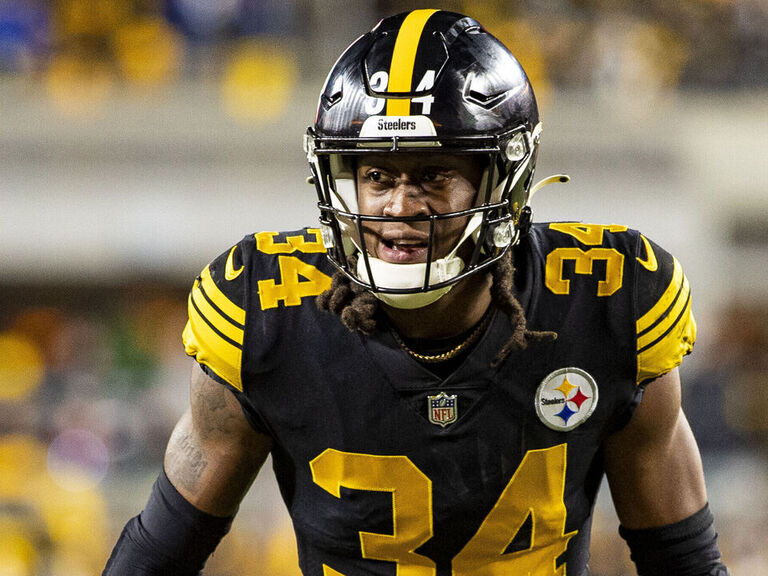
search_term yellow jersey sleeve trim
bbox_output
[635,255,697,383]
[636,300,696,384]
[200,265,246,326]
[182,271,245,392]
[636,274,690,350]
[183,291,243,391]
[190,281,244,344]
[636,256,684,334]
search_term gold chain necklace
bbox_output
[391,309,493,364]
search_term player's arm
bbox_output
[165,364,272,515]
[102,364,273,575]
[603,367,729,574]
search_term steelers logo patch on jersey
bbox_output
[535,368,598,431]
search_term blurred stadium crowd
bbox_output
[1,0,767,574]
[1,0,766,117]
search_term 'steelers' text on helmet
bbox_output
[305,9,546,309]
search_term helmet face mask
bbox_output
[305,9,542,307]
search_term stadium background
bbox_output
[0,0,766,573]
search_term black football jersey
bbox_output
[182,223,696,576]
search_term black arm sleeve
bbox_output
[102,469,234,575]
[619,503,729,576]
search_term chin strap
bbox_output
[356,255,464,309]
[355,209,487,309]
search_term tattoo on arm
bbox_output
[164,376,224,493]
[164,366,273,514]
[196,380,236,434]
[178,432,208,490]
[166,424,209,493]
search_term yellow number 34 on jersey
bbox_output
[311,444,576,576]
[255,230,332,310]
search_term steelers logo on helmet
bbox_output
[535,368,599,432]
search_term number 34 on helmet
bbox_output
[304,9,568,309]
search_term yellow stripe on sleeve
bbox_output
[637,300,696,384]
[636,257,684,334]
[386,9,438,116]
[190,281,244,344]
[200,266,246,326]
[636,274,690,351]
[635,256,697,383]
[183,290,243,391]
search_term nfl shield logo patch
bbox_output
[428,392,457,427]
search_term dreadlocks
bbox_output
[315,251,556,366]
[315,256,379,335]
[487,249,558,366]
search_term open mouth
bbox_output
[378,237,429,263]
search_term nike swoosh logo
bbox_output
[225,245,244,280]
[636,235,658,272]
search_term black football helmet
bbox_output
[305,9,557,308]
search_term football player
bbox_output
[104,10,729,576]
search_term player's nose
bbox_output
[382,181,429,218]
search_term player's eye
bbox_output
[364,169,392,185]
[420,170,449,185]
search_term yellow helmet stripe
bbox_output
[386,9,438,116]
